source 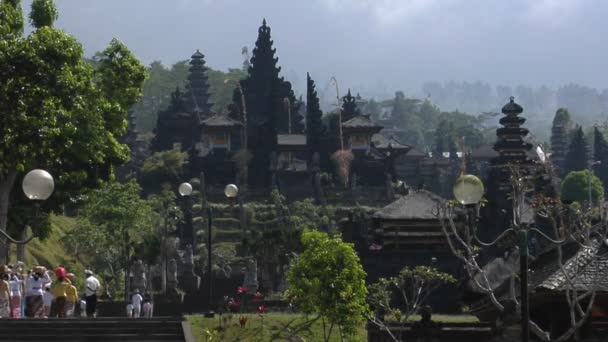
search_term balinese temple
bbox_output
[372,135,411,181]
[276,134,307,171]
[342,115,383,154]
[152,51,213,153]
[341,114,385,186]
[482,97,538,240]
[184,50,213,115]
[191,114,242,184]
[370,189,450,250]
[350,189,464,311]
[491,96,534,174]
[275,134,309,198]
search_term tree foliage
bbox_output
[367,266,456,342]
[564,126,589,175]
[0,0,23,38]
[561,170,604,204]
[0,0,146,262]
[66,181,157,297]
[306,72,325,157]
[286,230,368,341]
[593,127,608,194]
[29,0,57,28]
[138,149,187,193]
[131,60,246,132]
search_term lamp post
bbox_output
[162,207,178,294]
[178,182,238,315]
[7,169,55,263]
[588,161,601,211]
[452,173,534,342]
[178,182,194,247]
[14,169,54,245]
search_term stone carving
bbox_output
[181,244,200,294]
[131,260,147,292]
[242,259,259,293]
[167,259,178,290]
[184,244,194,266]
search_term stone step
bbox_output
[0,317,185,342]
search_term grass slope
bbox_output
[16,215,85,287]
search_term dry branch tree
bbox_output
[437,159,608,341]
[329,77,354,186]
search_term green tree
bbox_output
[434,120,457,156]
[564,126,589,175]
[286,230,368,341]
[594,127,608,194]
[131,60,189,132]
[367,266,456,342]
[131,60,247,133]
[561,170,604,204]
[66,180,156,298]
[306,73,326,158]
[551,108,573,176]
[365,98,382,122]
[0,0,146,263]
[138,149,187,194]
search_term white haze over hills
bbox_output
[28,0,608,120]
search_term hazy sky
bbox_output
[28,0,608,97]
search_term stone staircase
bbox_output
[0,317,187,342]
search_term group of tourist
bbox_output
[0,263,100,319]
[127,289,153,318]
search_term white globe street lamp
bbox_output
[178,182,193,197]
[224,184,239,199]
[2,169,55,246]
[453,174,484,206]
[22,169,55,201]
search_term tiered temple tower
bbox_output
[483,97,534,237]
[492,96,533,166]
[184,50,213,117]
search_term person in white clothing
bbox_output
[131,289,142,318]
[25,267,51,317]
[9,273,22,318]
[84,270,100,318]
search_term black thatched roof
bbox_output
[373,190,445,220]
[202,114,242,127]
[373,135,411,151]
[342,115,383,131]
[531,239,608,292]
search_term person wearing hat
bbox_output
[50,266,70,317]
[25,266,50,317]
[65,273,78,317]
[84,270,100,318]
[131,289,143,318]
